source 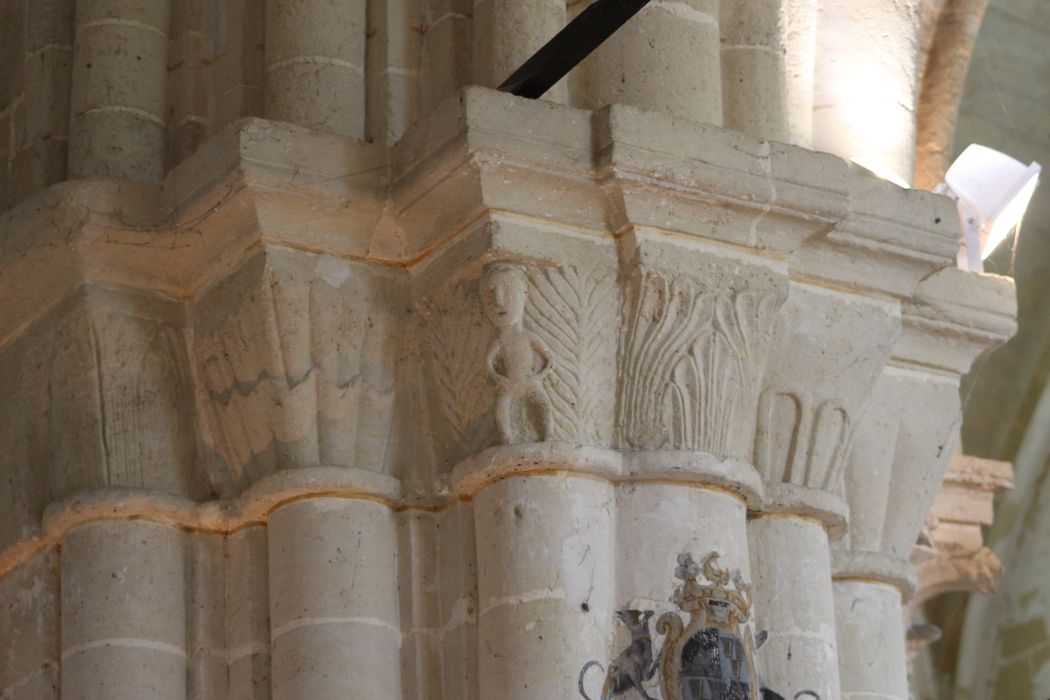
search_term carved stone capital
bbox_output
[836,267,1015,593]
[908,454,1013,613]
[754,283,899,500]
[618,237,788,459]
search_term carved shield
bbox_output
[659,601,760,700]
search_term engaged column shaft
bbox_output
[571,0,722,124]
[60,520,187,700]
[474,474,615,699]
[268,497,401,699]
[749,515,841,699]
[265,0,367,138]
[69,0,170,181]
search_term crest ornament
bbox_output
[578,553,820,700]
[657,552,759,700]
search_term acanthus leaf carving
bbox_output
[620,271,713,450]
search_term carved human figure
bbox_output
[480,263,553,444]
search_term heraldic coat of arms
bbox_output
[578,552,818,700]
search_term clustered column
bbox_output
[572,0,722,124]
[268,497,401,699]
[813,0,923,184]
[60,520,186,700]
[68,0,170,182]
[265,0,367,138]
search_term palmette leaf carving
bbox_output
[620,271,780,456]
[195,256,398,487]
[524,264,618,444]
[620,272,713,449]
[420,280,497,461]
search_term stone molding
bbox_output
[0,443,769,581]
[833,549,920,598]
[756,482,850,541]
[0,89,966,349]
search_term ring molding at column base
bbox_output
[2,447,768,578]
[832,550,918,599]
[0,466,404,579]
[751,481,849,541]
[449,441,765,506]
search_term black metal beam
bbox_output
[497,0,653,99]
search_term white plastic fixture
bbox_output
[938,144,1041,272]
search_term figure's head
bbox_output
[480,263,527,328]
[616,609,653,631]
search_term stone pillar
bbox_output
[834,267,1016,699]
[474,474,615,699]
[813,0,922,185]
[60,520,186,700]
[186,532,226,698]
[225,525,272,698]
[833,371,913,700]
[268,497,401,699]
[834,371,946,700]
[720,0,790,142]
[418,0,473,114]
[618,480,752,609]
[914,0,989,189]
[571,0,722,125]
[13,0,74,204]
[749,511,840,698]
[0,76,1024,700]
[473,0,566,102]
[834,579,910,698]
[265,0,367,138]
[719,0,820,145]
[749,279,899,698]
[781,0,819,147]
[365,0,422,144]
[69,0,170,182]
[0,550,59,700]
[434,502,480,700]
